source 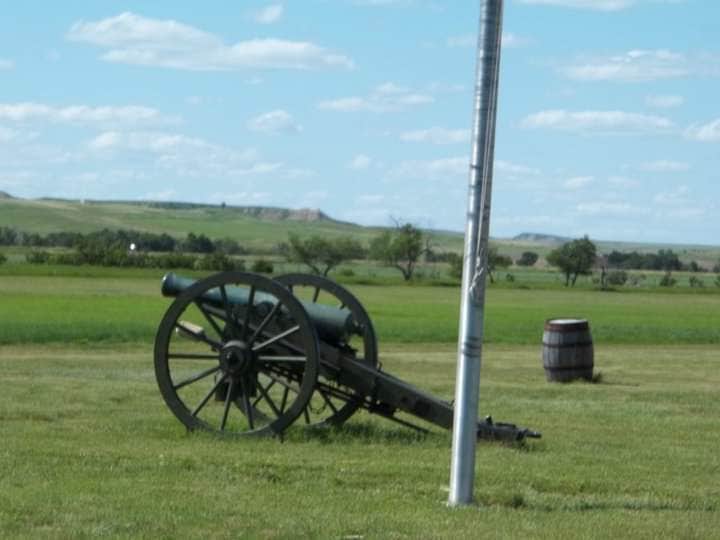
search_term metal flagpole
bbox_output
[448,0,504,507]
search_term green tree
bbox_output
[516,251,539,267]
[0,252,6,265]
[26,251,50,264]
[75,236,112,265]
[181,232,215,254]
[194,253,244,272]
[659,271,676,287]
[21,232,45,246]
[0,226,18,245]
[607,270,628,286]
[287,234,364,276]
[369,223,423,281]
[251,258,275,274]
[446,252,463,280]
[446,247,511,283]
[487,246,513,284]
[546,236,597,287]
[656,249,682,271]
[213,237,246,255]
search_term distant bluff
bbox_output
[0,194,338,224]
[512,232,569,245]
[142,201,333,222]
[231,207,330,222]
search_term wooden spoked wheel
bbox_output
[275,273,378,427]
[154,271,319,436]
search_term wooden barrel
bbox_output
[542,319,594,382]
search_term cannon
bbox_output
[154,271,540,441]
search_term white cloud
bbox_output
[247,110,302,134]
[447,32,529,49]
[0,102,173,126]
[564,49,720,83]
[67,12,353,71]
[562,50,689,82]
[446,34,474,48]
[400,127,469,145]
[390,156,466,181]
[495,160,541,177]
[0,139,83,168]
[353,0,415,6]
[88,131,122,150]
[640,160,690,172]
[357,194,385,204]
[85,130,282,180]
[608,175,640,188]
[646,94,684,108]
[296,190,329,208]
[521,109,673,134]
[0,170,39,190]
[426,82,465,94]
[576,201,650,217]
[318,82,433,112]
[375,82,433,103]
[142,189,178,201]
[283,168,316,179]
[0,58,14,69]
[662,207,705,219]
[383,158,538,193]
[318,97,367,112]
[652,187,704,220]
[564,176,594,189]
[88,131,229,154]
[685,118,720,142]
[518,0,643,11]
[232,162,283,176]
[654,185,689,205]
[0,126,20,142]
[349,154,372,170]
[254,4,284,24]
[502,33,531,48]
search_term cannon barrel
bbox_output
[161,272,358,344]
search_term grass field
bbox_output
[1,344,718,538]
[1,265,719,538]
[1,271,718,346]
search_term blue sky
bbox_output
[0,0,718,244]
